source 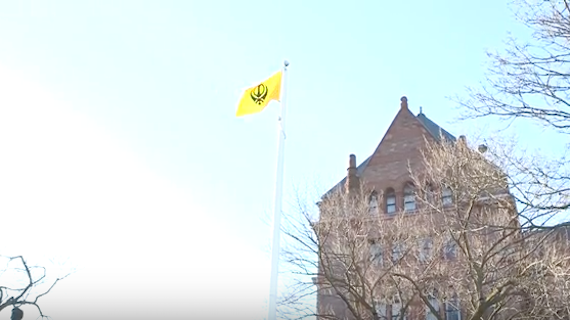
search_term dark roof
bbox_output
[416,112,456,142]
[322,112,455,199]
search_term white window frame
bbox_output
[403,185,416,212]
[391,301,407,320]
[445,295,461,320]
[375,301,388,320]
[425,295,439,320]
[386,192,396,215]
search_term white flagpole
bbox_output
[267,60,289,320]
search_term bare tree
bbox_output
[281,138,570,320]
[281,182,419,320]
[456,0,570,228]
[0,255,68,319]
[409,138,570,320]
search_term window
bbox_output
[386,189,396,214]
[404,184,416,212]
[426,295,439,320]
[419,238,433,263]
[444,239,458,260]
[442,187,453,206]
[369,192,379,214]
[391,301,406,320]
[445,295,461,320]
[369,242,383,267]
[375,302,388,320]
[392,242,404,263]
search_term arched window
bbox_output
[385,188,396,215]
[369,191,379,214]
[403,183,416,212]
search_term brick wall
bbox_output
[316,97,441,320]
[361,98,436,214]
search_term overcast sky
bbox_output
[0,0,556,319]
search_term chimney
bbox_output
[400,96,408,110]
[345,154,360,193]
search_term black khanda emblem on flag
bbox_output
[250,83,268,105]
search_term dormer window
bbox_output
[385,188,396,215]
[369,192,379,214]
[403,184,416,212]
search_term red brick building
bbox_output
[316,96,461,320]
[324,96,456,200]
[313,96,570,320]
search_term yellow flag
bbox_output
[236,71,282,117]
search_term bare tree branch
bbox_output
[281,138,570,320]
[0,255,70,319]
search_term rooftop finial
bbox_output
[419,106,423,114]
[400,96,408,110]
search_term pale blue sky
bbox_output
[0,0,550,319]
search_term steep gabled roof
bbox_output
[416,112,456,142]
[322,111,455,199]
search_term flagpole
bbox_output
[268,60,289,320]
